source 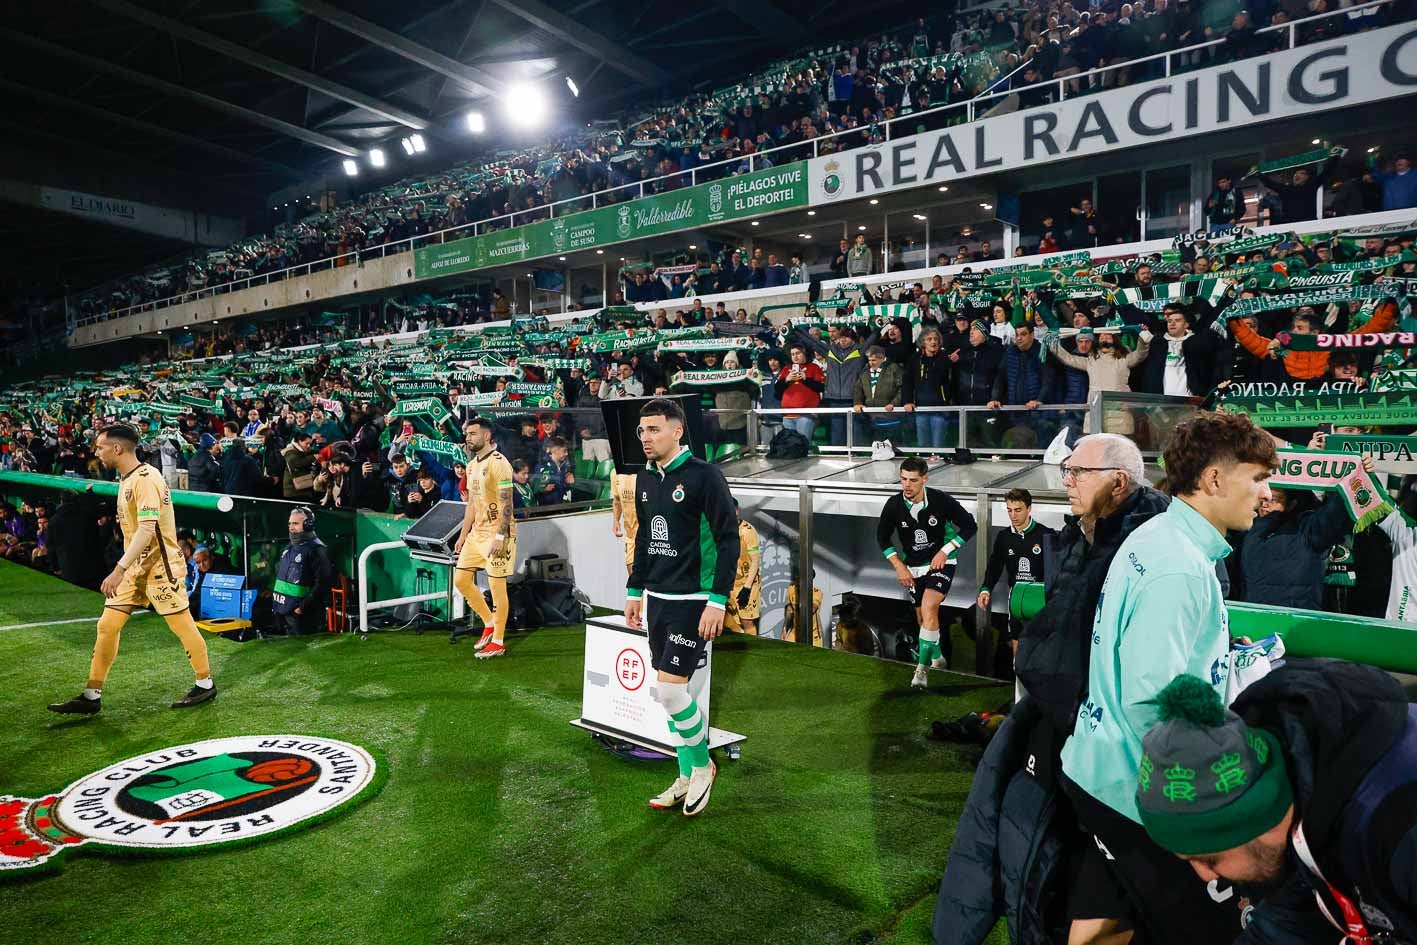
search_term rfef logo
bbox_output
[0,735,378,875]
[615,648,645,691]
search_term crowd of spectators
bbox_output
[70,0,1414,324]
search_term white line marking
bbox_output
[0,616,95,631]
[0,610,149,632]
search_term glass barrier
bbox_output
[1088,392,1202,454]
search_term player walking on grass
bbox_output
[724,501,761,636]
[877,457,977,689]
[48,423,216,714]
[453,417,517,660]
[611,468,639,574]
[625,399,739,816]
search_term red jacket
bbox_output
[776,363,826,415]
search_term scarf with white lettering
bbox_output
[1271,447,1391,531]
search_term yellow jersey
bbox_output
[117,462,185,578]
[734,520,760,585]
[466,448,515,534]
[613,471,639,539]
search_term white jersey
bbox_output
[1377,509,1417,622]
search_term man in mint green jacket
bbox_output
[1059,412,1277,945]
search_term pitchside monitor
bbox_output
[602,395,705,474]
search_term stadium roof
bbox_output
[2,0,915,205]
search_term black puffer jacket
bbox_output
[951,338,1005,406]
[1233,660,1416,945]
[1015,485,1171,734]
[934,698,1070,945]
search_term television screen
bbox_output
[602,395,705,474]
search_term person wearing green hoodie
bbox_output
[1059,411,1277,945]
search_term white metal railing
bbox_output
[72,0,1401,327]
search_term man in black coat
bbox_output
[270,507,334,637]
[1138,660,1416,945]
[186,433,223,492]
[1135,304,1225,397]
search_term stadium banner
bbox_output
[414,161,808,278]
[410,435,467,463]
[1328,434,1417,475]
[1218,392,1417,427]
[1271,447,1392,530]
[807,23,1417,205]
[670,367,762,388]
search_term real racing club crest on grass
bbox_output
[0,735,379,876]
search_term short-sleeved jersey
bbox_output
[118,463,184,575]
[613,471,639,538]
[734,521,760,584]
[466,449,515,533]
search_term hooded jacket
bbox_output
[272,533,334,618]
[1238,496,1351,610]
[1232,660,1416,945]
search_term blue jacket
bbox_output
[994,343,1057,405]
[1239,496,1351,610]
[1371,166,1417,211]
[417,450,463,501]
[534,456,572,504]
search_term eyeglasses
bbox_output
[1060,464,1120,481]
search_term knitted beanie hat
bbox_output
[1136,675,1293,857]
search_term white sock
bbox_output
[195,677,214,690]
[919,628,941,644]
[83,688,102,701]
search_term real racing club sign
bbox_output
[0,735,379,875]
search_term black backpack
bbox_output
[767,428,810,458]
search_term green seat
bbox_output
[595,459,614,479]
[596,480,612,500]
[575,457,593,480]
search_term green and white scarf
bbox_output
[1272,447,1391,531]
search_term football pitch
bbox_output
[0,561,1010,945]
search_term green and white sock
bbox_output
[669,698,711,771]
[665,720,693,779]
[918,628,943,666]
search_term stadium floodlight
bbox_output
[401,138,415,156]
[343,159,359,177]
[466,111,486,134]
[503,83,548,128]
[369,148,386,168]
[410,134,426,153]
[566,76,579,97]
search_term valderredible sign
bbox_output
[415,161,808,278]
[809,23,1417,203]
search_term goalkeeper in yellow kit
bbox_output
[48,423,216,714]
[453,417,518,659]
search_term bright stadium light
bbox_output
[503,83,548,128]
[466,111,486,134]
[401,138,415,156]
[369,148,386,168]
[566,76,580,97]
[410,134,426,153]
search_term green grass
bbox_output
[0,561,1010,945]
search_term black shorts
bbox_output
[645,595,710,679]
[911,564,956,608]
[1061,773,1246,945]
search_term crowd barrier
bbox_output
[1010,581,1417,675]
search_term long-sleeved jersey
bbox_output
[876,487,978,571]
[627,447,740,609]
[980,519,1056,593]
